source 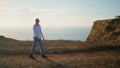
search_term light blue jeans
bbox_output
[30,38,45,55]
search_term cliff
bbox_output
[87,18,120,43]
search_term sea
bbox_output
[0,26,91,41]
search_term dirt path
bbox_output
[0,50,120,68]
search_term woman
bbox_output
[29,18,47,58]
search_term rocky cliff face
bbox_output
[87,18,120,43]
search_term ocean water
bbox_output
[0,26,91,41]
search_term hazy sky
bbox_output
[0,0,120,28]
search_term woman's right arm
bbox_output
[33,25,38,39]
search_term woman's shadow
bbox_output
[34,57,68,67]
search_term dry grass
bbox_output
[0,38,120,68]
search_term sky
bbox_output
[0,0,120,28]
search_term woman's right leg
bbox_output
[30,38,37,55]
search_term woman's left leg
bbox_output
[38,39,45,55]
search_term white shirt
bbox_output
[33,24,43,39]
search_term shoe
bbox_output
[29,54,35,59]
[42,54,47,58]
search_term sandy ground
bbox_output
[0,49,120,68]
[0,40,120,68]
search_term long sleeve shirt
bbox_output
[33,24,43,39]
